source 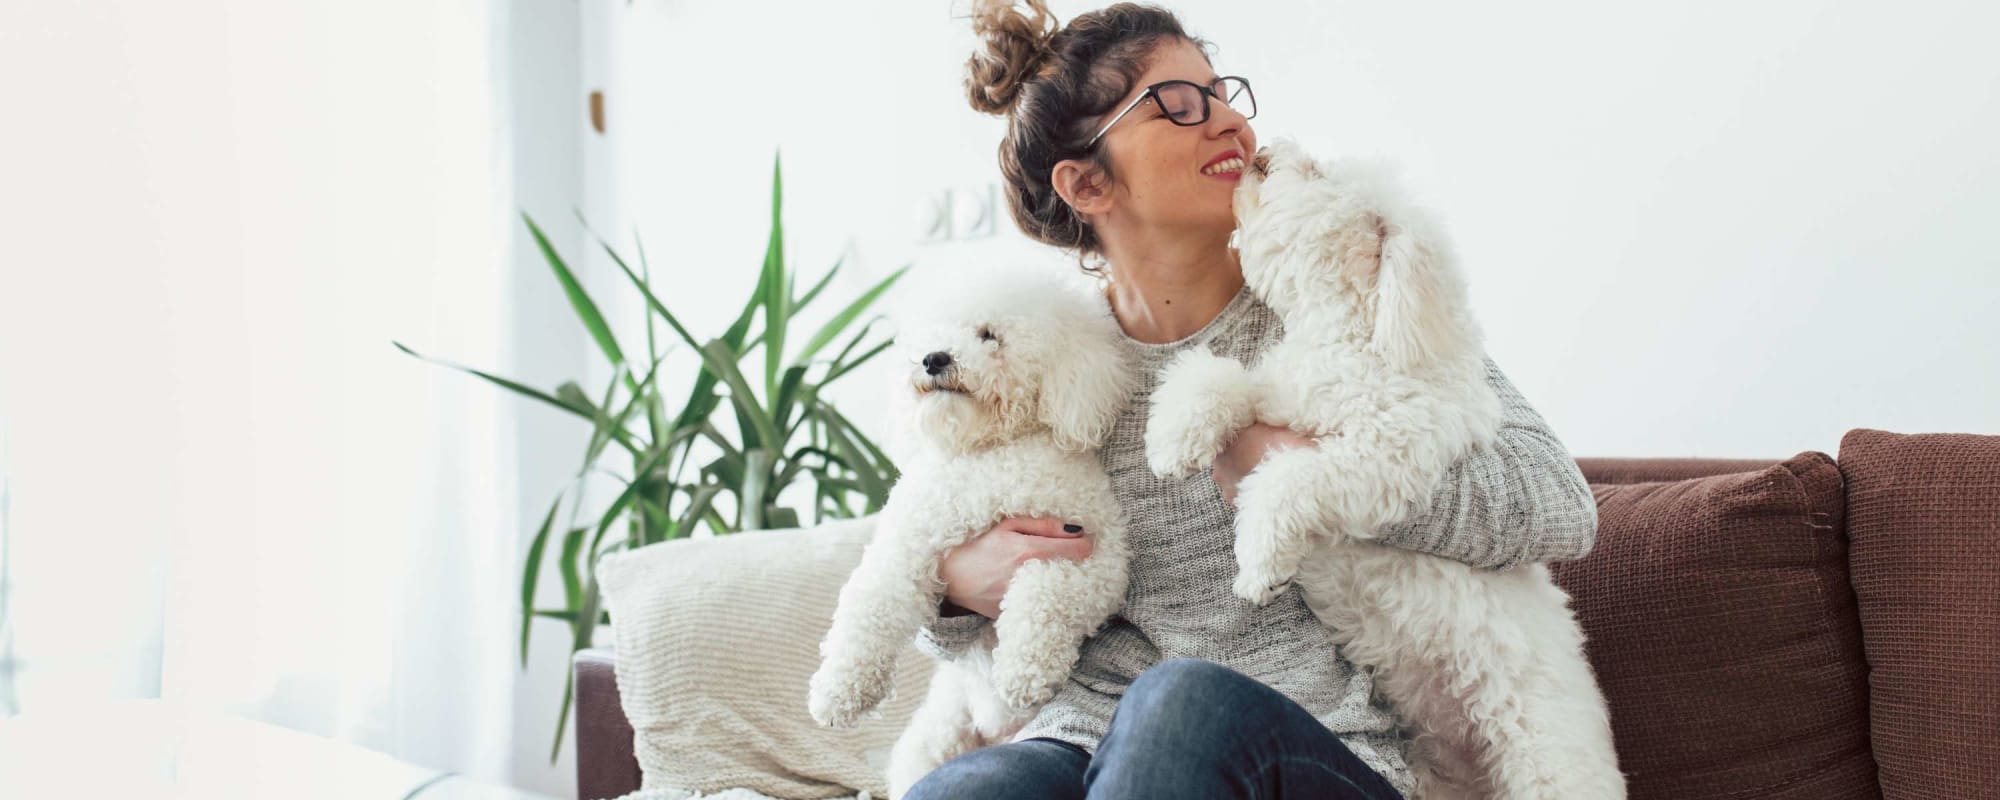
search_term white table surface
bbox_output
[0,698,555,799]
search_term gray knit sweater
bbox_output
[915,284,1599,796]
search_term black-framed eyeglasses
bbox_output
[1087,75,1256,149]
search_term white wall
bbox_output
[594,0,1999,460]
[498,0,592,792]
[0,0,558,795]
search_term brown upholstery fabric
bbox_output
[1578,457,1782,485]
[1838,429,2000,800]
[1550,452,1879,799]
[575,648,643,800]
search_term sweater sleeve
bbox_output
[913,599,992,662]
[1370,356,1599,569]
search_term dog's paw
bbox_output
[1232,568,1289,606]
[990,666,1059,712]
[1145,350,1255,479]
[807,670,871,728]
[807,688,870,728]
[1146,442,1210,480]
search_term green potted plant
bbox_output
[395,152,906,758]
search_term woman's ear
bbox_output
[1052,159,1113,219]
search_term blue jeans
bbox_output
[903,657,1405,800]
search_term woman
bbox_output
[905,3,1599,798]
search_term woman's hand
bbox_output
[1211,423,1316,506]
[937,516,1094,619]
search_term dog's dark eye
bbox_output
[977,325,999,344]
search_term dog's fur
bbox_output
[806,268,1133,799]
[1145,139,1624,799]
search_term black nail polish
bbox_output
[1063,524,1082,533]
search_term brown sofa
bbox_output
[575,428,1999,800]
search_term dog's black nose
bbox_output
[923,351,953,375]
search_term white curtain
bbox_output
[0,0,561,794]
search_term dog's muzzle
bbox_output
[1249,149,1273,177]
[912,353,968,394]
[923,351,953,375]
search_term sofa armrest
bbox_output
[575,647,640,800]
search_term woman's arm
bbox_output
[913,516,1093,661]
[1213,357,1597,570]
[1368,356,1598,569]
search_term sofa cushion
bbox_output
[596,516,925,800]
[1838,429,2000,799]
[1549,451,1878,800]
[1577,457,1781,485]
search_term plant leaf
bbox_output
[520,495,562,668]
[837,408,901,489]
[636,229,661,439]
[722,232,770,354]
[587,429,694,560]
[676,483,723,539]
[554,381,596,416]
[631,494,671,544]
[777,444,842,489]
[772,364,808,434]
[823,338,893,387]
[530,608,609,626]
[550,669,574,764]
[765,505,800,530]
[794,255,842,313]
[393,341,640,456]
[704,453,744,494]
[599,225,700,352]
[699,421,742,462]
[761,153,789,400]
[668,260,767,437]
[695,339,781,452]
[740,448,775,529]
[826,317,881,370]
[524,213,629,378]
[793,265,909,368]
[589,355,669,470]
[573,367,621,473]
[551,565,605,762]
[556,525,586,623]
[820,408,887,510]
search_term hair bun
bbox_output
[964,0,1059,116]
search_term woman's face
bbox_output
[1062,39,1258,241]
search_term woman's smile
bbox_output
[1201,153,1247,182]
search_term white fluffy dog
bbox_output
[807,268,1133,799]
[1145,139,1624,799]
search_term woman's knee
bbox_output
[1132,656,1246,689]
[902,739,1087,800]
[1103,657,1298,751]
[1123,658,1270,716]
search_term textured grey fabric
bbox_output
[915,284,1598,796]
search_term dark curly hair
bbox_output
[964,0,1213,275]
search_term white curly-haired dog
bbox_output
[1144,139,1624,799]
[806,267,1133,799]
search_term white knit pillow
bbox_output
[597,515,931,800]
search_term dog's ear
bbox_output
[1367,215,1473,371]
[1039,323,1131,453]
